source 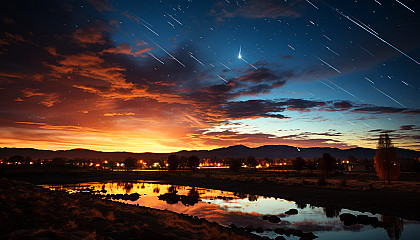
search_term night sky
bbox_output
[0,0,419,152]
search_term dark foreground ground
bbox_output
[3,167,420,222]
[0,178,265,240]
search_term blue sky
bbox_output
[0,0,419,152]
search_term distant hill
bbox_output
[0,145,419,161]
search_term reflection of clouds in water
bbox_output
[55,181,420,239]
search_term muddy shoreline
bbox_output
[4,170,420,222]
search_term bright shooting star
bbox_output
[375,0,382,5]
[306,0,319,9]
[395,0,415,13]
[188,52,205,66]
[154,42,185,67]
[331,6,420,65]
[321,43,340,56]
[370,84,406,108]
[146,51,164,64]
[238,45,258,70]
[316,56,341,73]
[217,75,228,82]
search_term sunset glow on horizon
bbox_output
[0,0,419,153]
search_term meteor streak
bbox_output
[165,12,183,25]
[364,77,375,84]
[188,52,205,66]
[331,6,419,65]
[140,22,159,36]
[321,43,339,56]
[354,42,375,57]
[395,0,415,13]
[370,84,406,108]
[315,56,341,73]
[146,51,164,64]
[217,75,228,82]
[306,0,319,9]
[154,42,185,67]
[326,79,356,98]
[218,61,230,70]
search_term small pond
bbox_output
[44,181,420,240]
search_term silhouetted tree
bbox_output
[51,157,66,167]
[248,194,259,202]
[320,153,335,176]
[167,154,179,171]
[228,158,242,172]
[374,133,399,184]
[295,202,307,209]
[292,157,306,173]
[7,155,24,164]
[187,155,200,172]
[23,156,32,164]
[123,182,134,193]
[168,185,177,193]
[246,156,258,168]
[382,215,404,240]
[323,207,341,218]
[124,157,137,171]
[178,155,188,170]
[348,155,357,163]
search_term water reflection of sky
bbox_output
[46,181,420,240]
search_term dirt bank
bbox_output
[0,178,263,240]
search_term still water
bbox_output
[44,181,420,240]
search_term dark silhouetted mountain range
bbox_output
[1,145,419,161]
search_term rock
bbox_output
[285,229,295,236]
[373,221,389,228]
[244,225,255,232]
[229,223,237,229]
[267,215,281,223]
[285,209,298,215]
[275,236,286,240]
[340,213,358,226]
[357,215,378,225]
[301,232,318,239]
[293,229,303,237]
[256,227,264,233]
[274,228,285,234]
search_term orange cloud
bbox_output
[104,112,135,117]
[73,26,106,45]
[22,88,60,107]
